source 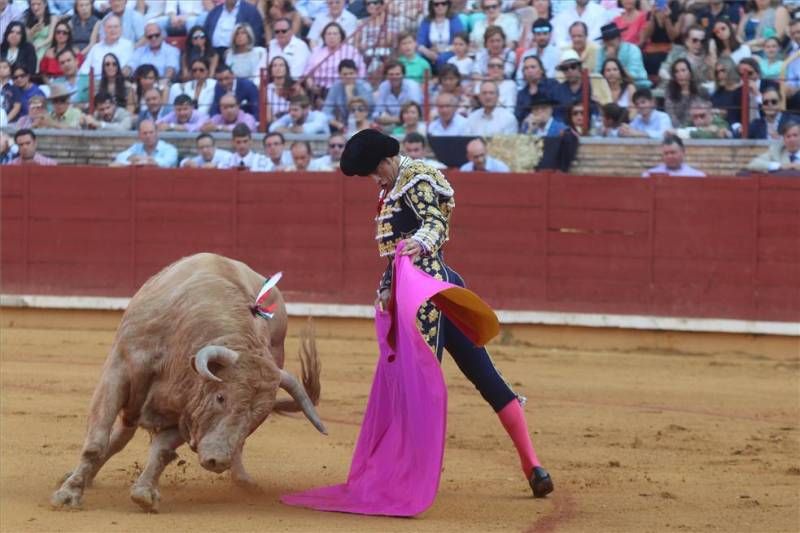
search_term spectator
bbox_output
[749,86,798,140]
[7,128,56,165]
[470,0,520,51]
[466,80,518,136]
[733,57,763,128]
[518,18,560,80]
[310,132,345,170]
[266,16,310,80]
[181,25,218,81]
[737,0,789,54]
[596,22,648,89]
[665,58,706,127]
[613,0,647,45]
[82,90,132,129]
[710,57,740,125]
[0,57,11,107]
[261,0,302,43]
[130,63,168,114]
[601,57,635,109]
[323,58,374,133]
[51,49,89,106]
[566,102,589,136]
[8,63,44,122]
[552,50,587,119]
[757,36,782,80]
[445,32,473,79]
[417,0,464,70]
[1,20,37,74]
[169,57,217,115]
[471,25,515,81]
[696,0,741,37]
[80,15,133,79]
[285,140,315,171]
[130,22,180,80]
[69,0,100,56]
[44,82,82,128]
[356,0,399,69]
[392,101,425,137]
[786,20,800,113]
[157,93,206,131]
[640,2,682,76]
[430,63,471,118]
[676,97,732,139]
[397,31,430,85]
[459,137,510,172]
[515,55,559,123]
[112,118,178,167]
[303,21,365,94]
[39,20,82,79]
[269,93,329,134]
[373,60,422,129]
[345,95,372,137]
[564,20,599,74]
[223,22,265,82]
[658,25,713,86]
[429,91,468,135]
[596,102,627,137]
[205,0,264,57]
[551,0,612,47]
[709,17,751,66]
[162,1,210,37]
[521,93,568,136]
[227,123,264,169]
[0,131,18,163]
[202,91,256,132]
[211,63,258,117]
[181,133,233,168]
[263,55,292,123]
[253,130,293,171]
[137,86,168,124]
[1,1,25,42]
[642,134,706,177]
[97,0,144,44]
[747,121,800,172]
[13,93,46,127]
[479,56,516,110]
[97,53,130,109]
[306,0,358,50]
[401,132,445,169]
[619,87,671,138]
[24,0,55,64]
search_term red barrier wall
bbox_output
[2,166,798,322]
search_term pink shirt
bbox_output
[7,153,57,165]
[614,11,648,45]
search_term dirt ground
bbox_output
[1,308,798,533]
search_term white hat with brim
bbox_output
[46,83,76,100]
[557,49,582,69]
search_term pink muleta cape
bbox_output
[281,250,500,516]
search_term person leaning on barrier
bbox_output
[45,83,82,129]
[747,121,800,173]
[252,131,293,171]
[459,137,510,172]
[268,93,329,135]
[112,119,179,168]
[157,93,207,132]
[82,90,133,130]
[285,140,315,171]
[309,133,346,171]
[642,134,706,178]
[180,132,233,169]
[6,128,57,166]
[226,122,265,170]
[401,132,446,170]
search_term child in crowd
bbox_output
[397,32,431,84]
[446,33,473,79]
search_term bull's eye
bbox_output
[216,394,225,404]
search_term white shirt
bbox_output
[165,0,205,15]
[465,107,518,137]
[459,156,510,172]
[267,36,311,79]
[80,38,135,78]
[428,113,468,136]
[180,148,233,168]
[308,156,335,171]
[306,11,358,48]
[140,0,166,19]
[551,2,614,47]
[168,79,218,115]
[212,0,240,48]
[227,150,266,170]
[252,150,294,171]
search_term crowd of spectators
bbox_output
[0,0,799,175]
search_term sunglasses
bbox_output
[191,33,205,39]
[351,105,367,112]
[762,98,779,105]
[688,37,703,43]
[274,28,289,34]
[561,63,580,71]
[488,63,504,68]
[329,143,345,148]
[484,3,499,9]
[55,29,69,35]
[433,1,449,5]
[192,67,207,72]
[146,33,161,39]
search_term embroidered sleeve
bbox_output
[378,261,393,294]
[403,179,449,255]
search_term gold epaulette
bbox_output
[387,160,454,201]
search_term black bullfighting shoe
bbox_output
[529,466,554,498]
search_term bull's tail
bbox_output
[274,318,321,413]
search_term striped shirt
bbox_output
[303,44,366,90]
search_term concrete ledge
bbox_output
[3,294,797,336]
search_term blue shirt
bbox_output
[373,79,422,120]
[268,110,329,135]
[459,156,510,172]
[596,42,650,88]
[130,43,181,77]
[50,75,90,105]
[629,110,672,139]
[115,139,179,168]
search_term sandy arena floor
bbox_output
[1,308,798,533]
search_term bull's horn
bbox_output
[279,370,328,435]
[191,346,240,382]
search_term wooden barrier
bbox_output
[1,166,798,322]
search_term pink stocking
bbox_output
[497,400,541,478]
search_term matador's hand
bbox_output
[398,239,423,258]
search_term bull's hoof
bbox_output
[55,471,73,488]
[130,484,160,513]
[232,474,262,493]
[51,487,83,509]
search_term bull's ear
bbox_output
[191,346,240,382]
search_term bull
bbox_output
[51,253,326,512]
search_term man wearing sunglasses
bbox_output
[749,86,799,140]
[267,18,310,79]
[658,25,713,86]
[310,133,346,171]
[130,22,180,81]
[516,18,559,88]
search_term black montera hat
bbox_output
[339,128,400,176]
